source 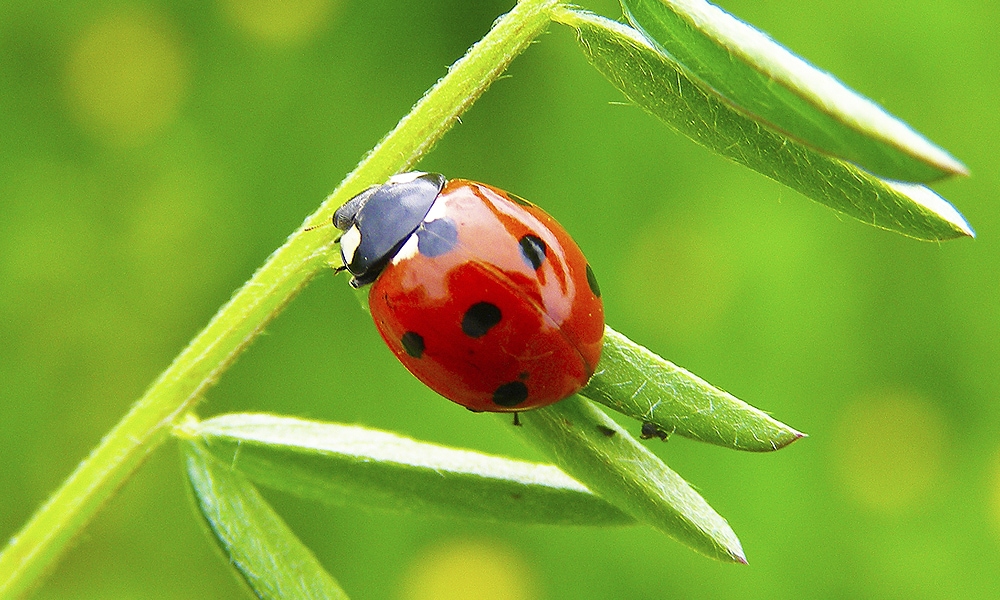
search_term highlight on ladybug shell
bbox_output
[334,172,604,413]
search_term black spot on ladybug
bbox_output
[585,263,601,298]
[518,234,547,270]
[596,424,616,437]
[518,371,529,381]
[461,302,502,338]
[416,217,458,257]
[401,331,424,358]
[493,381,529,407]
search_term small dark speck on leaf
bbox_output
[640,421,670,441]
[595,425,616,437]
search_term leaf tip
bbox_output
[732,548,749,565]
[720,538,748,565]
[942,203,976,239]
[882,180,975,240]
[901,136,968,181]
[771,428,808,451]
[938,154,971,179]
[951,217,975,240]
[959,220,976,239]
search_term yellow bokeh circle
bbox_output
[221,0,337,44]
[830,390,945,513]
[399,538,539,600]
[64,11,187,145]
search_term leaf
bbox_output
[581,327,804,451]
[555,9,974,241]
[505,396,747,563]
[182,439,350,600]
[184,413,633,527]
[620,0,967,182]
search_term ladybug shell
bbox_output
[368,179,604,412]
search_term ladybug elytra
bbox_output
[334,172,604,412]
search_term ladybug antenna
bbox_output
[303,219,333,233]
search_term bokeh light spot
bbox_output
[830,390,945,513]
[615,218,734,343]
[221,0,337,44]
[399,538,539,600]
[64,11,187,145]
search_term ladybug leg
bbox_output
[512,412,522,427]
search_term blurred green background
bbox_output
[1,0,997,597]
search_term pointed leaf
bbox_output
[186,413,633,526]
[505,396,746,563]
[556,10,973,241]
[581,327,804,451]
[621,0,967,182]
[182,440,350,600]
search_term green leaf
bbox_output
[506,396,747,563]
[556,9,974,241]
[183,413,633,527]
[620,0,967,182]
[581,327,804,451]
[182,439,350,600]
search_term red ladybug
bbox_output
[333,172,604,412]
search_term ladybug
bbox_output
[333,172,604,413]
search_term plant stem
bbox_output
[0,1,558,596]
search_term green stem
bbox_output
[0,1,558,597]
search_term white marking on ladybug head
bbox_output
[391,233,420,265]
[388,171,427,185]
[340,224,362,267]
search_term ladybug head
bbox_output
[333,172,446,288]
